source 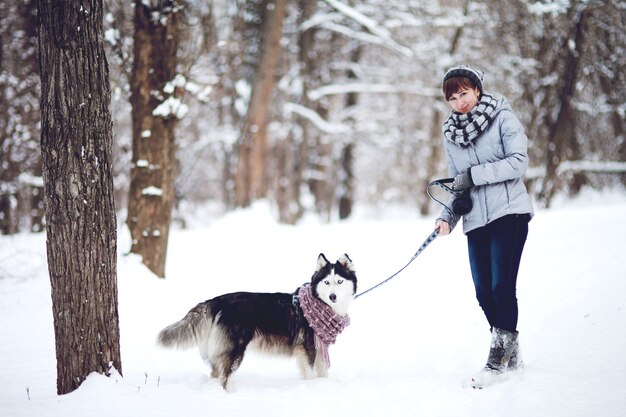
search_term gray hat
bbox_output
[443,64,485,94]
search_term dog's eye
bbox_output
[338,279,343,284]
[324,280,330,285]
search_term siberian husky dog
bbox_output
[157,253,357,390]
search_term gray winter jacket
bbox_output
[438,96,534,234]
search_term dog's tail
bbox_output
[157,301,214,349]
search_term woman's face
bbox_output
[447,86,481,114]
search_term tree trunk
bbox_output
[306,34,338,221]
[0,0,41,234]
[234,0,287,207]
[273,131,302,224]
[540,7,587,206]
[421,106,443,215]
[127,0,182,278]
[38,0,122,395]
[338,46,361,220]
[338,143,354,219]
[595,3,626,180]
[296,0,326,219]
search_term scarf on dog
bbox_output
[442,93,498,147]
[297,284,350,369]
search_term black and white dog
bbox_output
[157,253,357,389]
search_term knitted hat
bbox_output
[443,64,485,94]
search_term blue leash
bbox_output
[354,228,439,299]
[354,178,459,299]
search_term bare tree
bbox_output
[295,0,332,220]
[38,0,122,394]
[234,0,288,207]
[271,0,324,223]
[127,0,183,277]
[537,6,587,205]
[0,0,42,234]
[338,46,361,220]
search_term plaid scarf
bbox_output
[442,93,498,147]
[297,284,350,368]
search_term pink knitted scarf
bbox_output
[297,284,350,368]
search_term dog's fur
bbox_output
[157,253,357,389]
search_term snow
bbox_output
[17,173,44,188]
[307,82,440,101]
[284,102,349,134]
[321,0,413,57]
[1,195,626,417]
[152,97,189,119]
[556,160,626,174]
[234,79,251,116]
[141,186,163,196]
[527,160,626,180]
[163,74,186,95]
[104,28,120,46]
[527,1,569,16]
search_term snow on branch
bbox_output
[573,100,626,116]
[322,0,390,39]
[319,21,410,56]
[319,0,413,57]
[527,160,626,180]
[284,103,350,134]
[152,97,188,119]
[18,173,44,188]
[152,74,195,119]
[556,160,626,175]
[141,186,164,196]
[526,1,570,16]
[300,11,342,32]
[307,83,440,101]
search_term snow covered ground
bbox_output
[1,193,625,417]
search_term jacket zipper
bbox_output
[469,142,489,225]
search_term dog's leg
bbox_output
[201,353,221,378]
[296,345,317,379]
[218,335,251,390]
[296,352,315,379]
[314,352,328,378]
[199,322,228,379]
[214,352,239,390]
[199,340,217,378]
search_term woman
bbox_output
[435,64,534,388]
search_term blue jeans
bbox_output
[467,214,530,332]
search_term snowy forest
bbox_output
[0,0,625,403]
[2,0,625,236]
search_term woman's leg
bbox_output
[467,225,497,328]
[489,214,529,332]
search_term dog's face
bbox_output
[311,253,357,316]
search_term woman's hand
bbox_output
[436,220,451,236]
[452,170,473,190]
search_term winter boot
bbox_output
[507,338,524,370]
[470,327,518,388]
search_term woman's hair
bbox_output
[443,76,478,101]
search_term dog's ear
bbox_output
[316,253,330,271]
[338,254,355,272]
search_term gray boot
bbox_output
[507,338,524,370]
[470,327,518,388]
[485,327,518,371]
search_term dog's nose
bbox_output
[329,293,337,302]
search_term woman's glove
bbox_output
[452,170,474,191]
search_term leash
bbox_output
[354,228,439,299]
[354,178,460,299]
[426,177,465,215]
